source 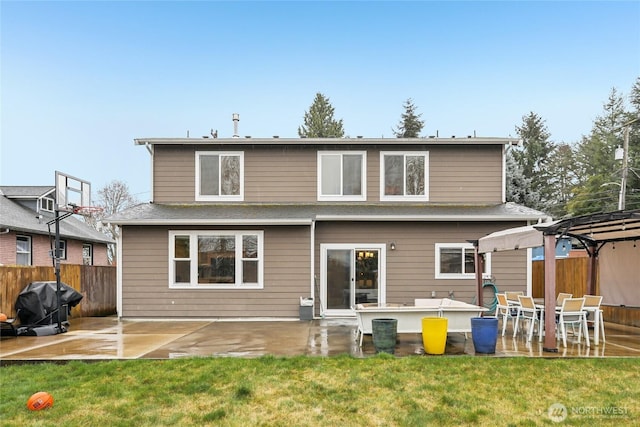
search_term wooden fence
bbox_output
[0,265,116,319]
[532,258,639,327]
[532,257,591,298]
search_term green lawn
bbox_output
[1,355,638,426]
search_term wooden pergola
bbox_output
[473,209,640,352]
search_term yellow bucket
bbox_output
[422,317,448,355]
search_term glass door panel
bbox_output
[326,249,352,310]
[355,249,379,304]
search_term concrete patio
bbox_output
[1,316,639,362]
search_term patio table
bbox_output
[354,299,487,346]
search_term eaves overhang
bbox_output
[316,214,547,222]
[106,202,549,226]
[107,218,313,226]
[134,137,522,147]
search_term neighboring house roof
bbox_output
[107,202,549,226]
[0,188,113,245]
[0,186,55,198]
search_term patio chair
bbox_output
[494,293,517,337]
[505,291,524,305]
[556,298,589,348]
[583,295,605,343]
[513,295,542,342]
[556,293,572,307]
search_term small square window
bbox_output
[435,243,491,279]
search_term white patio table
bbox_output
[354,298,488,346]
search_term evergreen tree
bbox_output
[393,98,424,138]
[297,93,345,138]
[511,112,555,212]
[544,144,578,218]
[625,77,640,210]
[505,150,540,208]
[569,87,632,214]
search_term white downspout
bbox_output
[310,219,318,318]
[116,228,123,318]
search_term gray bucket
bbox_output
[372,318,398,354]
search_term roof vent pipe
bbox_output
[232,113,240,138]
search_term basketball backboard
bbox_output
[55,171,91,212]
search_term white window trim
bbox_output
[195,151,244,201]
[317,151,367,201]
[58,240,67,260]
[435,243,491,279]
[16,235,32,266]
[380,151,429,201]
[39,196,55,212]
[83,243,93,265]
[169,230,264,289]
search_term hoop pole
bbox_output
[54,209,64,333]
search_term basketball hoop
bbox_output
[72,206,104,217]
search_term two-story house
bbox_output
[0,186,112,266]
[107,137,549,319]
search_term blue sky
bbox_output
[1,1,639,201]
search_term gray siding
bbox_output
[152,144,503,204]
[315,221,527,305]
[121,220,528,318]
[429,146,503,203]
[120,225,311,318]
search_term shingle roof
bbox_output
[106,202,550,225]
[0,193,113,244]
[0,186,55,198]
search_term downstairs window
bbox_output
[435,243,491,279]
[169,230,263,288]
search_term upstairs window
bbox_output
[318,151,366,201]
[169,230,263,289]
[196,151,244,201]
[39,197,55,212]
[380,152,429,201]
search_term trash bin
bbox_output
[372,318,397,354]
[471,317,499,354]
[299,297,314,320]
[422,317,448,355]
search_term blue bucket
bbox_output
[471,317,498,354]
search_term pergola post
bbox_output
[473,245,484,309]
[585,243,598,295]
[543,233,558,352]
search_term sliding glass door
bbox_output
[321,244,385,316]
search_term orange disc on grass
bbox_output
[0,313,7,322]
[26,391,54,411]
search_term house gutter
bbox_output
[107,219,313,226]
[315,214,550,222]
